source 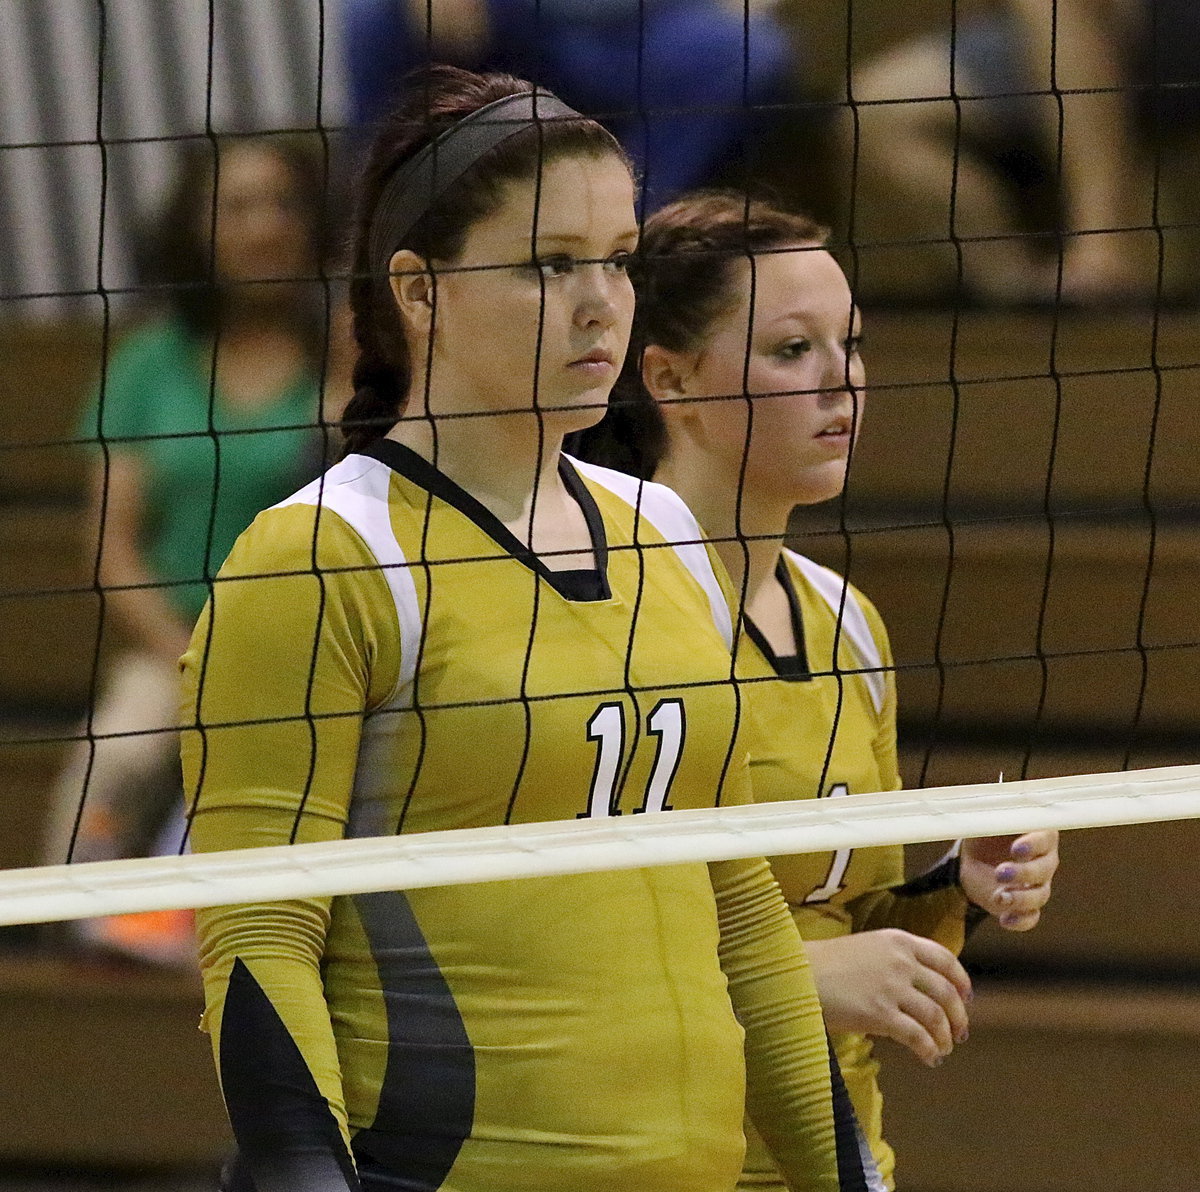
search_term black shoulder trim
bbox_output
[362,440,611,601]
[743,556,812,681]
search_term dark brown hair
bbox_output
[139,133,330,339]
[340,66,630,457]
[570,191,826,478]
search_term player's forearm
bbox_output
[198,915,358,1188]
[710,857,846,1191]
[842,867,969,955]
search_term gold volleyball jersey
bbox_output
[180,443,875,1192]
[736,549,971,1191]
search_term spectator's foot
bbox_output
[1045,241,1165,308]
[75,909,198,970]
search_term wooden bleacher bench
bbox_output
[0,504,99,715]
[880,980,1200,1192]
[798,516,1200,736]
[837,309,1200,522]
[0,320,103,505]
[0,952,228,1168]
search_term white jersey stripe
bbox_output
[274,455,422,710]
[785,551,886,716]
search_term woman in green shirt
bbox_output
[45,133,337,963]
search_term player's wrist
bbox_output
[952,858,994,930]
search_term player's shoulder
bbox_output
[783,549,891,714]
[782,549,884,623]
[226,454,396,579]
[568,456,733,648]
[781,547,891,656]
[565,454,704,542]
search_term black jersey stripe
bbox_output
[351,890,475,1191]
[219,958,360,1192]
[892,854,961,899]
[827,1038,883,1192]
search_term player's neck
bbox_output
[655,457,788,611]
[386,413,570,535]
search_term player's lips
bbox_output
[814,415,852,440]
[567,349,616,376]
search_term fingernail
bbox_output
[956,1030,969,1044]
[996,864,1018,882]
[964,987,974,1003]
[931,1056,945,1068]
[1000,913,1019,927]
[996,890,1013,907]
[1012,842,1032,859]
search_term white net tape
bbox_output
[3,764,1198,926]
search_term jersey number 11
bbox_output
[582,699,685,818]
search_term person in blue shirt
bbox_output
[343,0,796,208]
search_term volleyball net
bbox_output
[0,0,1198,932]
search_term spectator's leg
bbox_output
[42,651,196,965]
[847,36,1044,302]
[43,651,182,868]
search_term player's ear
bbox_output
[641,343,692,410]
[388,249,435,331]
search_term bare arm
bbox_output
[89,452,194,664]
[1008,0,1144,294]
[402,0,489,60]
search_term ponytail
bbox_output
[340,368,407,459]
[340,271,409,458]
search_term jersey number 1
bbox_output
[583,699,685,818]
[803,782,853,903]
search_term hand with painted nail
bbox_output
[804,929,973,1068]
[959,830,1060,931]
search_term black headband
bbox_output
[369,90,584,274]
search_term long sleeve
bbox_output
[839,601,970,954]
[712,852,878,1192]
[180,502,400,1191]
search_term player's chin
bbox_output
[538,382,615,432]
[758,454,849,507]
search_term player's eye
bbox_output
[604,251,632,274]
[845,334,864,356]
[777,338,812,360]
[533,254,576,279]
